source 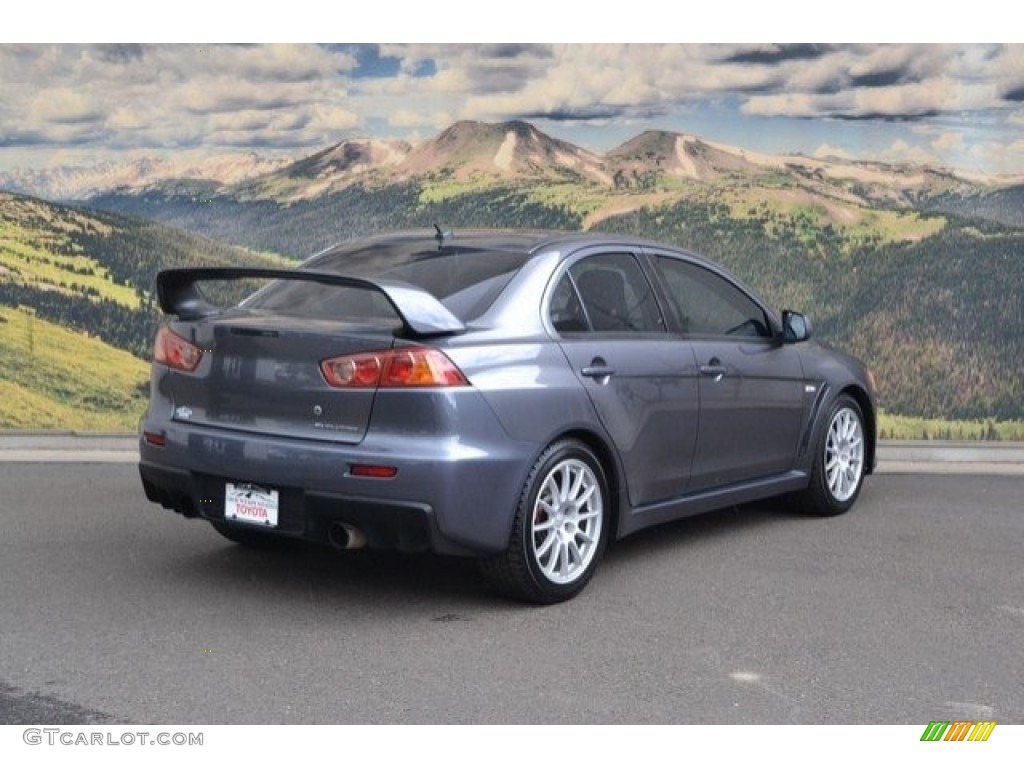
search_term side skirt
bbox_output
[616,470,809,539]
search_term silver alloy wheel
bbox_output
[529,458,604,585]
[824,406,864,502]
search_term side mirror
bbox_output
[782,310,813,343]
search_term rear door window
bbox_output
[550,252,664,333]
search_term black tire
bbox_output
[798,394,867,517]
[210,520,291,550]
[480,439,611,604]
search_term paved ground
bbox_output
[0,462,1021,724]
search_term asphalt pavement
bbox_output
[0,458,1021,724]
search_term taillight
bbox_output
[154,326,203,372]
[320,347,467,388]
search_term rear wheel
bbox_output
[798,395,866,516]
[481,439,611,604]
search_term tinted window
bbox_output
[244,236,532,322]
[242,281,399,325]
[549,273,589,333]
[655,256,772,338]
[550,253,663,333]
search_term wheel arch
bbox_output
[840,384,876,475]
[554,428,625,541]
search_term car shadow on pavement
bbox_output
[159,499,805,611]
[169,534,502,612]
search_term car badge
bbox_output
[313,404,323,417]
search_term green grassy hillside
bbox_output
[0,191,285,361]
[0,305,149,430]
[0,191,288,429]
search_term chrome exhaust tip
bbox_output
[328,522,367,550]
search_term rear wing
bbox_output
[156,267,465,336]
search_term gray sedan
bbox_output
[139,230,876,603]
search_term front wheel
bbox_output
[480,439,611,604]
[798,395,867,516]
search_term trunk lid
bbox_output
[162,311,395,444]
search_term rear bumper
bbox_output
[138,404,537,556]
[139,460,447,553]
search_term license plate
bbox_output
[224,483,279,527]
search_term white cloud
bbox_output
[963,137,1024,176]
[877,139,939,166]
[28,87,104,124]
[741,92,822,118]
[930,131,964,153]
[812,144,853,160]
[2,43,1024,175]
[307,105,361,133]
[0,44,363,156]
[387,110,451,129]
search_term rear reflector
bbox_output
[349,464,398,478]
[143,431,167,447]
[321,347,467,389]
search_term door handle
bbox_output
[581,364,616,379]
[700,357,727,381]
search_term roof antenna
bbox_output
[434,223,452,249]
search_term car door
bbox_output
[550,249,700,507]
[649,253,806,491]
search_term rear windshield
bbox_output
[242,234,532,323]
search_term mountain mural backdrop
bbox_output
[1,120,1022,432]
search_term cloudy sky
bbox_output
[3,42,1024,176]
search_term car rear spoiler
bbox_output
[156,267,466,336]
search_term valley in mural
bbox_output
[2,119,1022,436]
